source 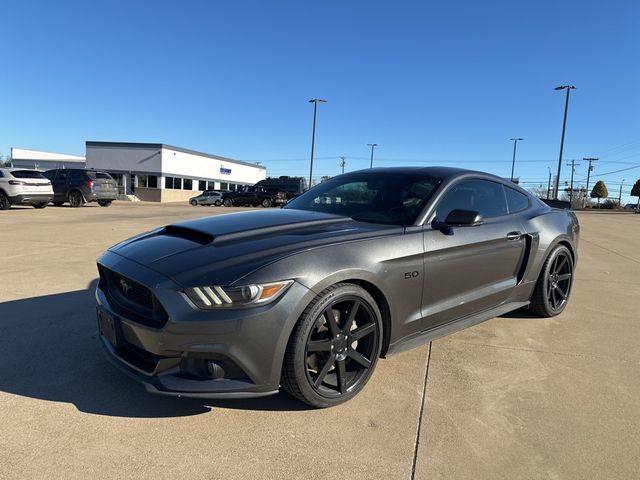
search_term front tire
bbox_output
[530,245,574,317]
[223,198,233,207]
[261,198,272,208]
[190,200,198,206]
[68,190,85,208]
[281,283,382,408]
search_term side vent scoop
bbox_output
[162,225,214,245]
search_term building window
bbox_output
[220,182,228,191]
[199,180,207,191]
[208,181,216,190]
[229,183,236,191]
[138,175,158,188]
[183,179,193,190]
[165,176,181,189]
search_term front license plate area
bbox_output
[97,308,120,348]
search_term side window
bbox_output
[0,170,5,178]
[70,169,85,180]
[43,170,55,180]
[436,179,508,220]
[57,170,70,182]
[504,186,530,213]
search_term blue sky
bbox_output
[1,0,639,201]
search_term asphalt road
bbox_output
[0,203,638,479]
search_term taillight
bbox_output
[85,180,94,188]
[8,180,25,185]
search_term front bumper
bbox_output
[95,251,310,398]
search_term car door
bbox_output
[421,178,526,329]
[51,170,70,201]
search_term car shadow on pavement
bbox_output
[0,280,306,417]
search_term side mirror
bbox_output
[433,209,483,229]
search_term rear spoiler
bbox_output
[540,199,572,210]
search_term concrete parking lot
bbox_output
[1,203,638,479]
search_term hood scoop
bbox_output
[162,225,214,245]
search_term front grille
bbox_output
[98,265,168,328]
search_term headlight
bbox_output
[184,280,293,309]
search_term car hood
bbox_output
[108,209,402,286]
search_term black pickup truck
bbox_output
[221,186,286,208]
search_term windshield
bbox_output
[87,171,113,180]
[284,172,442,225]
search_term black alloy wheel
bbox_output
[68,190,85,208]
[0,193,10,210]
[282,283,382,408]
[530,245,574,317]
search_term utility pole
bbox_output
[566,159,580,204]
[339,156,346,174]
[367,144,378,168]
[619,179,625,206]
[553,85,576,199]
[547,167,552,199]
[583,157,598,207]
[308,98,327,189]
[509,138,524,181]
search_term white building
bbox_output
[11,147,86,170]
[85,141,267,202]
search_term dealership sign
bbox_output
[220,166,232,175]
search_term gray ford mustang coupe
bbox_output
[96,167,579,407]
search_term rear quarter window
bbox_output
[10,170,46,179]
[505,186,530,213]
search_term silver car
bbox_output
[189,190,223,207]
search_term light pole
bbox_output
[547,167,552,199]
[308,98,327,188]
[583,157,598,208]
[339,156,346,174]
[619,179,625,206]
[509,138,524,181]
[553,85,576,199]
[367,144,378,168]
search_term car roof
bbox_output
[0,167,43,172]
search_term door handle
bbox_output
[506,231,522,241]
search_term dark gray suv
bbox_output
[44,169,118,207]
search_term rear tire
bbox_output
[190,200,198,206]
[68,190,85,208]
[530,245,574,317]
[261,198,272,208]
[0,193,10,210]
[98,200,112,207]
[214,200,222,207]
[223,198,233,207]
[281,283,382,408]
[33,203,47,209]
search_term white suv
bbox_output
[0,168,54,210]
